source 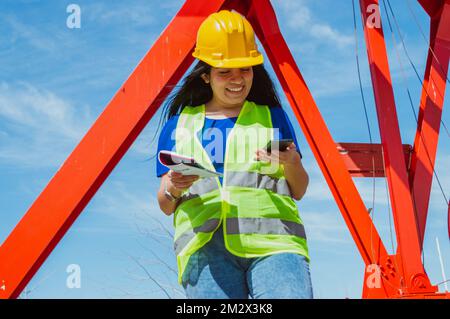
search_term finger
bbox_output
[269,153,281,163]
[257,148,268,154]
[174,178,195,184]
[180,174,200,180]
[171,171,184,177]
[182,175,200,180]
[266,149,278,158]
[170,173,197,181]
[257,149,270,159]
[278,154,287,162]
[259,154,271,163]
[179,177,199,183]
[174,182,194,189]
[169,171,184,180]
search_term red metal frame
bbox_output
[410,0,450,249]
[358,0,437,297]
[336,143,412,178]
[0,0,448,299]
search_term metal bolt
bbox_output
[412,274,428,289]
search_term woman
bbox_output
[156,10,312,299]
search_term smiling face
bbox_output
[201,67,254,109]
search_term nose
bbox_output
[229,69,245,84]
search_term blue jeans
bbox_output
[181,226,313,299]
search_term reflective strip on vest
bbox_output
[178,177,220,205]
[174,217,306,255]
[227,171,291,197]
[178,171,291,207]
[174,218,221,255]
[226,218,306,238]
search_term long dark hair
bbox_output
[148,60,282,158]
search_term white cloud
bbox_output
[283,2,312,29]
[274,0,353,49]
[0,83,85,137]
[88,180,161,217]
[0,82,92,167]
[310,24,353,48]
[302,209,352,244]
[2,14,57,53]
[268,0,430,99]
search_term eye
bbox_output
[241,68,251,72]
[219,70,230,74]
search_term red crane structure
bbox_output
[0,0,448,299]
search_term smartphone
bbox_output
[263,139,294,153]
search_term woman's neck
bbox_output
[205,100,244,119]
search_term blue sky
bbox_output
[0,0,448,299]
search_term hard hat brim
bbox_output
[193,54,264,69]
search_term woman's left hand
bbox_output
[254,142,301,166]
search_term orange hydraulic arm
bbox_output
[0,0,448,299]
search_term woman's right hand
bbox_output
[166,170,200,195]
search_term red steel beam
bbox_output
[359,0,436,294]
[418,0,444,18]
[0,0,233,299]
[337,143,412,177]
[410,0,450,250]
[247,0,405,298]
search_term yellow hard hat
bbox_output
[193,10,264,68]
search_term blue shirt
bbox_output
[156,106,302,185]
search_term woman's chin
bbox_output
[223,94,247,105]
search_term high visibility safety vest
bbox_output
[173,100,309,283]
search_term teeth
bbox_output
[227,86,243,92]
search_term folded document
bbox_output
[158,150,223,178]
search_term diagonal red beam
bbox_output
[247,0,397,289]
[410,0,450,250]
[359,0,436,294]
[0,0,232,299]
[418,0,444,18]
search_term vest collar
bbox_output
[194,100,254,134]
